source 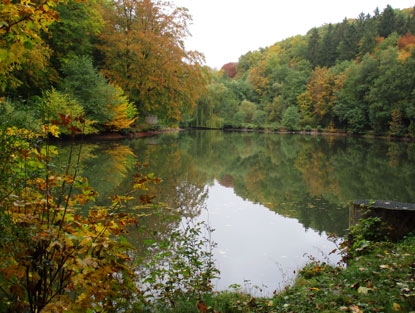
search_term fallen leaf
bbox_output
[350,304,363,313]
[358,286,373,294]
[379,265,389,269]
[197,301,208,313]
[392,303,401,311]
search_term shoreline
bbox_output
[54,127,415,143]
[191,127,415,143]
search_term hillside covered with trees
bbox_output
[0,0,206,133]
[188,5,415,137]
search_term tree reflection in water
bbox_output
[54,131,415,292]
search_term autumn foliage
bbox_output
[397,33,415,60]
[0,120,162,312]
[298,67,344,127]
[220,62,237,78]
[0,0,62,90]
[99,0,205,122]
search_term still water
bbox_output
[56,130,415,293]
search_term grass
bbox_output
[143,233,415,313]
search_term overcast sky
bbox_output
[171,0,415,69]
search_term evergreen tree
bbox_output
[379,5,396,38]
[359,17,378,56]
[337,22,359,61]
[395,12,407,35]
[306,28,322,68]
[406,7,415,34]
[320,24,337,67]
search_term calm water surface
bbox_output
[57,130,415,293]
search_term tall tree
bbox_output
[298,66,341,127]
[378,5,396,38]
[44,0,104,69]
[0,0,62,91]
[406,7,415,34]
[334,55,377,133]
[336,19,359,61]
[306,28,321,67]
[320,24,338,67]
[99,0,205,122]
[359,16,378,56]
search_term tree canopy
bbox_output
[188,4,415,137]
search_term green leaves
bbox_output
[0,127,147,312]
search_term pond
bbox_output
[56,130,415,294]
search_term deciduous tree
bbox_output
[99,0,205,122]
[0,0,62,90]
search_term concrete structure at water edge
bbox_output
[350,200,415,240]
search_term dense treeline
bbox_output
[188,5,415,137]
[0,0,205,133]
[55,131,415,236]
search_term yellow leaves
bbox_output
[349,305,364,313]
[111,195,135,206]
[42,123,61,137]
[99,0,205,121]
[0,0,61,90]
[309,287,320,291]
[357,286,373,294]
[78,257,98,269]
[3,126,37,139]
[0,129,149,312]
[311,266,325,272]
[105,101,136,130]
[392,303,401,311]
[42,300,71,313]
[104,85,137,131]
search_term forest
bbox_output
[2,2,415,138]
[189,5,415,137]
[1,0,206,133]
[2,1,415,312]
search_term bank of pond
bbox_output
[54,130,415,291]
[2,129,414,312]
[150,231,415,313]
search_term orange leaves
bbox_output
[298,66,344,126]
[0,0,62,89]
[220,62,237,78]
[397,33,415,50]
[99,0,205,121]
[397,33,415,61]
[0,129,150,312]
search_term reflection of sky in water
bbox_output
[197,180,341,296]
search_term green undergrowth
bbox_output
[145,220,415,313]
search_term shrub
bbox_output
[104,85,137,131]
[232,110,246,128]
[0,124,162,312]
[0,98,41,132]
[317,125,323,132]
[205,115,224,129]
[337,216,389,263]
[41,88,98,135]
[282,106,300,131]
[59,56,136,130]
[240,100,257,123]
[305,125,312,132]
[252,110,267,126]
